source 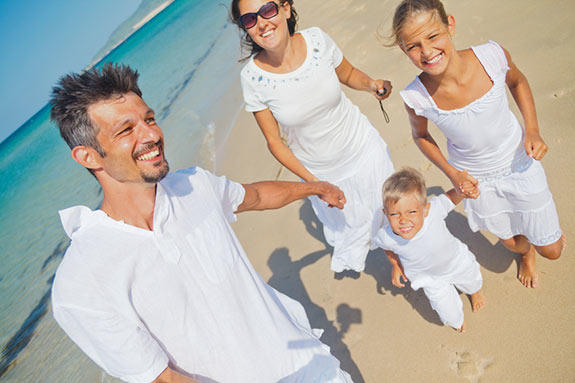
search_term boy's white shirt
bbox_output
[374,194,478,290]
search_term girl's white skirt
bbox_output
[309,129,394,272]
[465,159,562,246]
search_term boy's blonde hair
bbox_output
[382,167,427,209]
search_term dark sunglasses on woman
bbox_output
[239,1,281,29]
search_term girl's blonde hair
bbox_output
[389,0,449,47]
[382,167,427,209]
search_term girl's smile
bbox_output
[399,11,456,76]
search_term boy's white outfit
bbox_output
[52,167,352,383]
[400,41,561,246]
[241,27,394,273]
[373,195,482,328]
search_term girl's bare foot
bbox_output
[470,290,486,312]
[456,320,467,333]
[518,246,538,288]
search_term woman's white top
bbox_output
[400,41,531,179]
[240,27,381,181]
[373,195,478,290]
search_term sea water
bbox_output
[0,0,244,381]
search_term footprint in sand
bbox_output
[450,350,493,382]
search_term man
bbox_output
[50,64,353,383]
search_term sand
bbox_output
[219,0,575,382]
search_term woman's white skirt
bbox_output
[464,160,562,246]
[308,129,394,272]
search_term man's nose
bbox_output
[138,121,161,142]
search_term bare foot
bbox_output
[456,320,466,333]
[470,290,486,312]
[518,246,538,288]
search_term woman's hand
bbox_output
[450,169,480,199]
[371,79,392,101]
[524,131,548,160]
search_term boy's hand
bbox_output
[524,131,548,160]
[391,265,408,288]
[450,170,480,199]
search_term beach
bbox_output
[219,0,575,381]
[1,0,573,381]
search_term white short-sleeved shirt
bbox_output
[400,41,530,178]
[240,27,382,181]
[52,167,342,383]
[373,195,477,290]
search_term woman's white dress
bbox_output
[400,41,561,245]
[241,27,394,272]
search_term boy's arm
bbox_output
[385,250,408,288]
[445,188,464,206]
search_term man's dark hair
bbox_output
[50,63,143,156]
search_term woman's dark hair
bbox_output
[230,0,298,60]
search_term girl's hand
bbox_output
[524,131,548,160]
[391,264,408,288]
[372,79,392,101]
[450,170,480,199]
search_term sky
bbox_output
[0,0,141,143]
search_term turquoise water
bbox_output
[0,1,243,381]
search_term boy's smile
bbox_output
[384,192,430,240]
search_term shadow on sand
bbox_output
[266,199,365,382]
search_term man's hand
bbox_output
[153,367,199,383]
[315,181,346,209]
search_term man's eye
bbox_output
[429,34,438,39]
[146,117,156,125]
[119,127,133,136]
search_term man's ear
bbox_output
[71,146,102,171]
[424,201,431,217]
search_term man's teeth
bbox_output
[262,30,273,37]
[137,149,159,160]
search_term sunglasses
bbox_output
[239,1,281,29]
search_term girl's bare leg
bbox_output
[500,235,538,288]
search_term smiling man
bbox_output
[49,64,353,383]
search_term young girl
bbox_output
[231,0,395,273]
[391,0,564,288]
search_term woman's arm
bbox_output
[406,103,479,199]
[503,47,548,160]
[253,109,318,182]
[335,57,392,100]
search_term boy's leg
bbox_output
[454,267,485,313]
[423,282,464,331]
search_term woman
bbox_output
[231,0,395,273]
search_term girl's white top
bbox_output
[240,27,381,181]
[400,41,532,178]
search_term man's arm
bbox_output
[236,181,346,213]
[153,367,199,383]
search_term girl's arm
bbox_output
[335,57,392,100]
[503,47,548,160]
[253,109,318,182]
[406,103,480,199]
